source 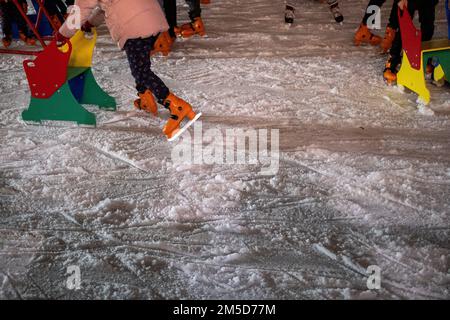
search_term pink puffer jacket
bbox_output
[60,0,169,49]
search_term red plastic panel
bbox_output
[23,41,72,98]
[398,8,422,71]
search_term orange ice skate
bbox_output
[380,26,396,53]
[354,24,382,46]
[2,36,12,48]
[19,31,36,46]
[134,90,158,115]
[151,31,175,56]
[162,93,202,141]
[383,69,397,84]
[175,17,206,38]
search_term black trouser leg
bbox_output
[362,0,387,25]
[389,32,403,71]
[0,2,13,37]
[185,0,201,21]
[12,2,29,36]
[44,0,58,15]
[46,0,68,21]
[417,0,438,42]
[55,0,68,16]
[387,0,401,29]
[164,0,177,37]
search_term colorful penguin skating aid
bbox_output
[21,29,116,126]
[396,1,450,105]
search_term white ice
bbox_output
[0,0,449,299]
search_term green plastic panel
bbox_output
[22,83,96,126]
[67,67,89,81]
[79,68,117,111]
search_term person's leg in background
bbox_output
[14,0,36,45]
[186,0,201,21]
[387,0,401,29]
[381,0,401,53]
[1,0,13,47]
[417,0,438,42]
[176,0,206,38]
[42,0,65,28]
[164,0,177,38]
[54,0,69,23]
[418,0,439,79]
[284,0,300,24]
[355,0,387,46]
[285,0,343,24]
[361,0,387,25]
[327,0,344,23]
[151,0,177,56]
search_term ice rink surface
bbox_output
[0,0,449,299]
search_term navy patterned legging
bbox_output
[123,36,170,102]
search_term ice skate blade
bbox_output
[168,112,202,142]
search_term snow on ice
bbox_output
[0,0,449,299]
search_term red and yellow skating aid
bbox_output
[397,7,450,105]
[63,29,98,68]
[23,40,71,99]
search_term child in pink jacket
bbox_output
[58,0,201,141]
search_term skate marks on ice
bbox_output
[1,112,449,299]
[1,61,450,299]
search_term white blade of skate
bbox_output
[167,113,202,142]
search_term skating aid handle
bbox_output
[67,29,98,68]
[23,39,73,65]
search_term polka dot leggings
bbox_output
[124,36,170,102]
